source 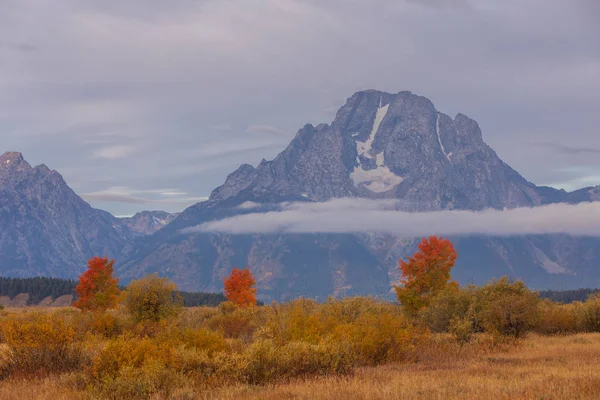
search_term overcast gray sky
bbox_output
[1,0,598,216]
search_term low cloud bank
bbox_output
[183,198,600,237]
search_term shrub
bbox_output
[449,315,474,345]
[124,274,183,323]
[241,339,354,384]
[258,297,423,366]
[535,300,583,334]
[419,287,480,333]
[90,335,176,382]
[580,294,600,332]
[0,313,89,377]
[206,301,259,340]
[477,277,540,338]
[91,361,181,400]
[329,311,424,365]
[259,298,321,344]
[75,311,128,338]
[156,327,228,355]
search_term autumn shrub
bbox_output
[449,314,474,345]
[258,297,423,366]
[90,335,177,383]
[91,360,181,400]
[419,287,481,333]
[419,278,544,339]
[75,310,129,338]
[174,306,220,330]
[329,312,424,365]
[535,300,584,334]
[0,313,89,378]
[124,274,183,324]
[259,298,322,344]
[579,294,600,332]
[240,339,354,384]
[156,327,228,355]
[206,301,260,340]
[477,277,541,338]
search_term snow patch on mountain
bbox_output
[436,113,452,164]
[350,100,403,193]
[532,245,568,274]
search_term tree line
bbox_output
[0,276,226,307]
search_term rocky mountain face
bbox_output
[0,152,170,278]
[210,90,544,209]
[120,211,178,235]
[117,90,600,299]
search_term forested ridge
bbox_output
[0,277,226,307]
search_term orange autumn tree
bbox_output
[394,236,458,317]
[223,267,257,307]
[73,256,120,312]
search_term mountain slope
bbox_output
[120,211,178,235]
[118,90,600,298]
[0,152,132,277]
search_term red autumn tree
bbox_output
[73,256,120,312]
[223,267,257,307]
[394,236,458,316]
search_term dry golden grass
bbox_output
[206,333,600,400]
[1,333,599,399]
[0,378,85,400]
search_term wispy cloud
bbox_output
[82,186,207,205]
[92,145,136,159]
[185,198,600,237]
[531,141,600,155]
[0,41,36,52]
[245,125,289,136]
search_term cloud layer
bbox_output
[187,198,600,237]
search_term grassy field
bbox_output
[196,333,600,400]
[1,277,599,400]
[1,332,599,399]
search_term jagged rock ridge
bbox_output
[0,152,173,277]
[120,211,178,235]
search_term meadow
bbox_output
[1,279,600,399]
